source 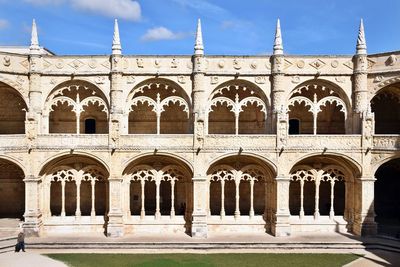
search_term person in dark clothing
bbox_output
[16,232,25,252]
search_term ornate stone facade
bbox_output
[0,19,399,238]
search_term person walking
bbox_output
[16,231,25,252]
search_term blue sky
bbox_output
[0,0,399,55]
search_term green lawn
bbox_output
[46,253,359,267]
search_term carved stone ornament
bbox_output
[154,59,161,68]
[126,76,135,84]
[177,75,186,84]
[284,59,293,70]
[171,58,179,68]
[95,76,106,84]
[43,59,52,69]
[136,58,144,68]
[3,56,11,67]
[309,59,326,70]
[50,78,57,85]
[265,61,271,70]
[210,76,219,84]
[367,58,376,69]
[54,59,64,69]
[88,59,97,69]
[218,60,225,69]
[250,61,257,69]
[20,59,29,69]
[373,76,384,83]
[69,59,84,70]
[255,76,266,84]
[296,60,305,69]
[101,60,111,69]
[335,76,345,83]
[16,75,25,85]
[386,55,397,66]
[331,60,339,68]
[233,58,242,70]
[343,60,353,70]
[291,76,300,84]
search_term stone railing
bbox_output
[119,134,193,150]
[373,135,400,150]
[36,134,109,150]
[0,134,27,150]
[204,135,276,151]
[286,135,362,150]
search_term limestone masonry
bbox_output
[0,19,399,238]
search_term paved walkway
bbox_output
[0,251,67,267]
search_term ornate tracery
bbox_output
[207,83,268,135]
[290,165,345,219]
[126,80,191,134]
[208,163,266,219]
[124,164,187,219]
[45,83,109,134]
[288,83,348,135]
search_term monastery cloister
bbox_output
[0,19,398,238]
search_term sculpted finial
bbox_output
[112,19,122,55]
[194,18,204,56]
[273,19,283,55]
[30,19,40,54]
[356,19,367,55]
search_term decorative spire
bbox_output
[273,19,283,55]
[356,19,367,55]
[194,18,204,56]
[30,19,40,54]
[112,19,122,55]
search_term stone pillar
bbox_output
[191,175,208,238]
[107,176,124,237]
[23,175,42,236]
[110,54,124,143]
[353,176,377,236]
[26,55,42,140]
[271,175,291,236]
[352,55,368,134]
[192,55,206,148]
[271,54,285,133]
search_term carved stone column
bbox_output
[192,55,206,148]
[107,176,124,237]
[191,175,208,238]
[271,54,285,133]
[23,175,43,236]
[353,176,377,236]
[110,54,124,141]
[27,55,42,139]
[352,55,368,134]
[271,175,291,236]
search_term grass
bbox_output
[46,253,359,267]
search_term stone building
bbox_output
[0,19,398,238]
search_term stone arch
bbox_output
[0,158,25,218]
[372,76,400,101]
[288,154,358,233]
[122,154,193,234]
[44,80,109,134]
[207,79,269,135]
[0,75,28,104]
[286,79,351,134]
[374,157,400,236]
[126,78,192,134]
[370,80,400,134]
[39,154,109,233]
[206,155,274,228]
[0,81,28,134]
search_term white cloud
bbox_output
[70,0,141,21]
[23,0,141,21]
[23,0,64,5]
[172,0,228,17]
[141,27,188,42]
[0,19,9,30]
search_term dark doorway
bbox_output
[85,119,96,134]
[289,119,300,135]
[375,158,400,237]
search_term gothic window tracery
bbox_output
[288,82,348,135]
[207,82,268,135]
[45,83,109,134]
[127,80,191,134]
